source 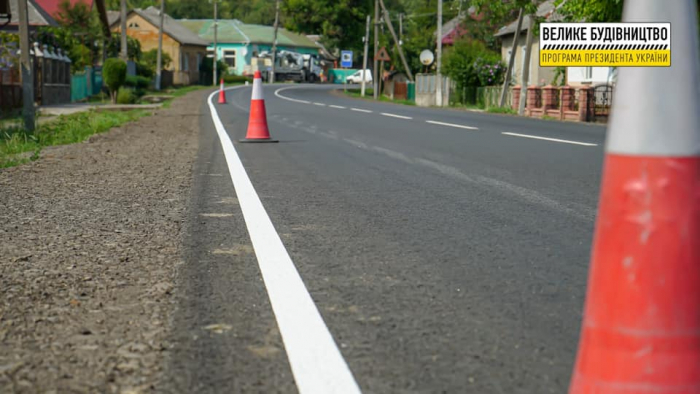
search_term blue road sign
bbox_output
[341,50,353,68]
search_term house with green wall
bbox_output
[178,19,319,76]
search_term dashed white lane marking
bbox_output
[501,132,598,147]
[207,88,362,394]
[426,120,478,130]
[380,112,412,120]
[350,108,372,113]
[313,102,326,106]
[329,105,346,109]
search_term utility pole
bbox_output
[436,0,443,106]
[212,0,218,86]
[399,13,403,46]
[120,0,127,60]
[373,0,379,100]
[270,0,280,84]
[17,0,34,131]
[499,8,524,107]
[379,0,413,81]
[156,0,164,91]
[518,18,535,116]
[361,15,370,96]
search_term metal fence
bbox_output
[451,85,512,108]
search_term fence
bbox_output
[513,85,605,123]
[71,66,104,102]
[415,73,450,107]
[450,85,512,108]
[0,42,72,110]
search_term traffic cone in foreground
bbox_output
[240,71,278,143]
[569,0,700,393]
[218,78,226,104]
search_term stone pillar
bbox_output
[526,85,539,116]
[542,85,557,111]
[578,86,593,122]
[512,85,521,111]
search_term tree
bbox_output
[554,0,623,23]
[103,58,127,103]
[142,48,171,71]
[105,35,142,61]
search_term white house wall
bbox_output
[567,67,615,86]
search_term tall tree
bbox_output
[554,0,623,22]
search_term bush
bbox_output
[443,39,502,90]
[223,75,252,84]
[135,61,154,78]
[141,49,172,72]
[103,58,127,104]
[125,75,152,90]
[116,87,136,104]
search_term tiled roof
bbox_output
[7,0,58,27]
[494,0,564,37]
[109,7,208,47]
[178,19,318,49]
[34,0,93,18]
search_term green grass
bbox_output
[343,88,416,106]
[0,109,146,168]
[486,106,517,115]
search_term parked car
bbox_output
[346,69,373,84]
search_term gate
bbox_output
[592,84,613,122]
[394,81,407,100]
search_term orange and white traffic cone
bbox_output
[218,78,226,104]
[240,71,278,143]
[569,0,700,393]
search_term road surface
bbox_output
[164,84,606,393]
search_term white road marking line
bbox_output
[329,105,346,109]
[313,102,326,106]
[426,120,478,130]
[351,108,372,113]
[380,112,412,120]
[501,132,598,146]
[274,86,311,104]
[207,88,362,394]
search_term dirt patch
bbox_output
[0,90,209,393]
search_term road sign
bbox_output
[341,50,353,68]
[420,49,434,66]
[375,46,391,62]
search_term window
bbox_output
[223,50,236,68]
[585,67,593,80]
[181,52,189,71]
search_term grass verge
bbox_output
[486,106,517,115]
[343,88,416,106]
[1,109,146,169]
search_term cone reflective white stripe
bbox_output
[251,74,264,100]
[607,0,700,156]
[569,0,700,393]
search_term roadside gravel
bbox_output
[0,89,209,393]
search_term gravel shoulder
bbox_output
[0,89,209,393]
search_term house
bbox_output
[109,7,208,85]
[496,0,614,88]
[1,0,58,32]
[495,0,563,87]
[439,6,481,46]
[179,19,320,76]
[34,0,93,18]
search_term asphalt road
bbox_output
[164,84,607,393]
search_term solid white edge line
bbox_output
[426,120,478,130]
[274,86,311,104]
[502,132,598,147]
[207,87,362,394]
[350,108,372,113]
[329,105,346,109]
[380,112,412,120]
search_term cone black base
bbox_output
[239,138,279,143]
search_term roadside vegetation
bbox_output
[0,110,146,168]
[343,88,415,106]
